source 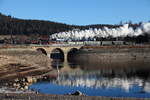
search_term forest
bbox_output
[0,13,133,35]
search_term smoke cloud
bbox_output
[50,22,150,41]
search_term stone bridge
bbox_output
[30,45,82,62]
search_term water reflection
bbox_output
[51,59,64,69]
[69,52,150,70]
[29,51,150,98]
[30,70,150,98]
[53,71,150,93]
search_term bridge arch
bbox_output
[34,46,82,64]
[36,48,47,55]
[50,48,64,61]
[67,48,79,62]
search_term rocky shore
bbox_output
[0,93,149,100]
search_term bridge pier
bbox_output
[64,53,68,63]
[47,53,51,58]
[63,53,70,67]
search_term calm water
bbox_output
[29,52,150,98]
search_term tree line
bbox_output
[0,13,128,35]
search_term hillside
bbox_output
[0,13,75,35]
[0,13,123,35]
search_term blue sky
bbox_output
[0,0,150,25]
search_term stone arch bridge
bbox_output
[30,45,82,62]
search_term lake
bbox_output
[29,51,150,98]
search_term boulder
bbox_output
[70,90,86,96]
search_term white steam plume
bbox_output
[50,22,150,41]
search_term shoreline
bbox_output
[0,92,149,100]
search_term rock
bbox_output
[32,77,37,83]
[20,87,24,90]
[26,76,33,83]
[24,85,28,90]
[14,78,19,82]
[23,82,26,85]
[13,83,17,86]
[13,83,20,88]
[25,82,29,86]
[22,78,26,82]
[70,90,86,96]
[5,83,8,86]
[16,83,20,88]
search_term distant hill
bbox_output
[0,13,75,35]
[0,13,126,35]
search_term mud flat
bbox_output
[71,45,150,70]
